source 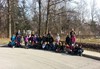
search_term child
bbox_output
[8,34,16,48]
[30,34,34,46]
[56,42,63,53]
[65,44,73,54]
[33,35,37,43]
[56,34,60,45]
[77,45,84,56]
[42,34,47,43]
[24,35,29,49]
[73,44,84,56]
[42,42,47,50]
[20,36,24,46]
[16,35,21,47]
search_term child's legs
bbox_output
[78,49,83,56]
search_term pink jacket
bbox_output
[71,36,76,43]
[25,36,29,42]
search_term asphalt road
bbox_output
[0,47,100,69]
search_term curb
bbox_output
[0,44,7,47]
[83,54,100,61]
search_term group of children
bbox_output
[8,34,22,48]
[8,29,84,56]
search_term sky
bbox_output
[26,0,100,13]
[94,0,100,8]
[28,0,100,8]
[23,0,100,20]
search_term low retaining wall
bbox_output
[76,42,100,52]
[60,41,100,52]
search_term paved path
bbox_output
[0,47,100,69]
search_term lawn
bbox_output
[77,38,100,44]
[0,38,10,44]
[0,38,100,45]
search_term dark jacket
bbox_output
[66,35,71,45]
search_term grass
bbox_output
[77,38,100,44]
[0,38,100,45]
[61,36,100,44]
[0,38,10,44]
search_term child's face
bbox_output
[79,45,82,48]
[45,42,47,44]
[66,44,69,46]
[76,44,78,47]
[72,28,74,31]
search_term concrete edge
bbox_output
[0,44,7,46]
[83,54,100,61]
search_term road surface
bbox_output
[0,47,100,69]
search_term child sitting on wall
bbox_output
[73,44,84,56]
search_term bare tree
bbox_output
[7,0,12,38]
[38,0,41,36]
[45,0,50,34]
[90,0,97,35]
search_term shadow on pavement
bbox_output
[0,45,9,48]
[0,45,80,57]
[0,45,25,48]
[82,54,100,61]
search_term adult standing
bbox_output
[70,28,76,38]
[47,31,54,50]
[65,33,71,46]
[70,28,76,46]
[47,31,54,44]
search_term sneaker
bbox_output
[13,46,15,48]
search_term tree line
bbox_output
[0,0,100,38]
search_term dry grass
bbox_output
[77,38,100,44]
[0,38,100,45]
[0,38,10,44]
[61,36,100,44]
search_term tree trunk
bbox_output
[45,0,50,34]
[38,0,41,36]
[7,0,12,38]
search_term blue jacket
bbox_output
[11,36,16,42]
